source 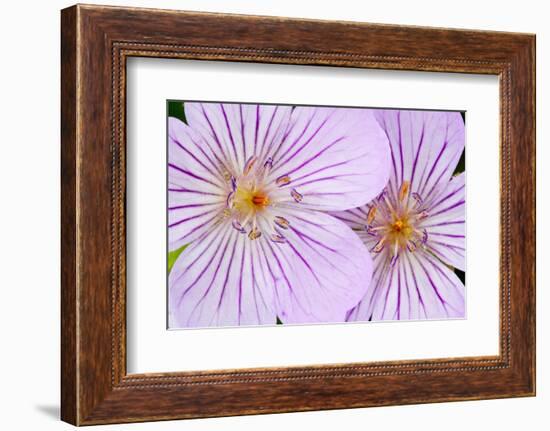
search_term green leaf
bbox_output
[168,244,188,273]
[168,101,186,123]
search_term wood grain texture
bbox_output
[60,4,536,425]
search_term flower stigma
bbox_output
[365,181,429,265]
[223,155,304,243]
[232,183,271,214]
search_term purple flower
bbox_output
[333,110,465,321]
[168,102,390,327]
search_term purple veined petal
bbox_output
[409,251,465,318]
[185,102,292,173]
[168,221,277,328]
[267,107,391,211]
[420,172,466,271]
[240,104,292,168]
[265,209,373,323]
[184,102,241,172]
[345,250,390,321]
[351,249,465,321]
[373,110,464,201]
[330,206,380,250]
[168,118,227,250]
[329,208,366,230]
[168,200,225,251]
[169,116,227,184]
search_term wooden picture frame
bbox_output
[61,4,536,425]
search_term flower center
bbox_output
[222,155,305,243]
[364,181,429,265]
[233,184,271,214]
[389,216,414,237]
[391,219,405,232]
[252,194,270,207]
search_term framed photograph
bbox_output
[61,4,536,425]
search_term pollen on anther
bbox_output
[232,219,246,233]
[367,206,377,224]
[276,175,291,187]
[243,156,257,175]
[248,227,262,240]
[223,171,232,181]
[271,233,286,244]
[274,216,290,229]
[291,188,303,203]
[399,181,410,202]
[371,238,385,253]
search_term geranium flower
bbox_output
[168,102,390,328]
[333,110,465,321]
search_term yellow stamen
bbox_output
[367,206,377,224]
[274,216,290,229]
[243,157,257,176]
[399,181,410,202]
[248,227,262,240]
[276,175,291,187]
[223,171,233,181]
[383,193,397,216]
[407,240,417,252]
[291,188,303,203]
[372,237,386,253]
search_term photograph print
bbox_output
[167,101,466,329]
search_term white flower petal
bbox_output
[240,104,292,167]
[168,222,277,328]
[374,110,464,201]
[268,107,390,211]
[421,172,466,271]
[184,102,291,173]
[168,118,226,250]
[264,210,373,323]
[349,250,465,321]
